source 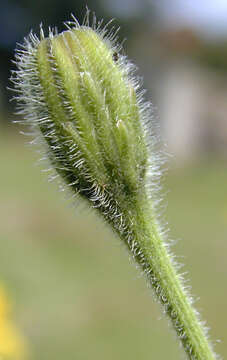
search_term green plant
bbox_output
[12,12,218,360]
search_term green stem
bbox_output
[12,18,217,359]
[118,196,215,360]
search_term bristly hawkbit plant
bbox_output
[11,11,218,360]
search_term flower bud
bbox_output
[13,19,151,234]
[12,16,217,360]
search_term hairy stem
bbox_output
[12,13,217,360]
[116,195,215,360]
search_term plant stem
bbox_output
[117,195,215,360]
[12,17,217,359]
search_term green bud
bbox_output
[12,18,152,236]
[12,14,217,360]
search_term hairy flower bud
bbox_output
[12,17,153,237]
[12,14,217,360]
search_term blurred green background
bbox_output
[0,0,227,359]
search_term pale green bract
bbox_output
[12,13,217,360]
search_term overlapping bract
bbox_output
[13,23,151,234]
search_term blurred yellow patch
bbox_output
[0,287,27,360]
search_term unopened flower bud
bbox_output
[13,18,151,235]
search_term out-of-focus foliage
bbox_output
[197,41,227,72]
[147,27,227,72]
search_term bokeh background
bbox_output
[0,1,227,359]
